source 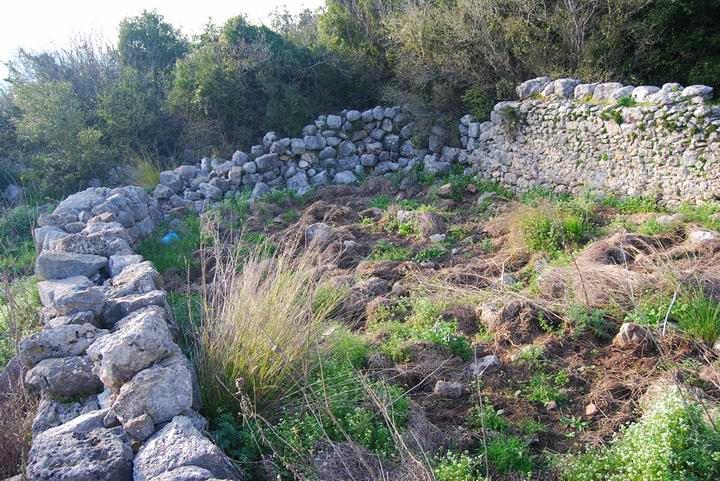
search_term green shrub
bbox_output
[525,370,569,404]
[225,329,410,477]
[675,202,720,230]
[369,240,412,261]
[167,291,203,354]
[519,206,592,254]
[567,304,612,340]
[561,388,720,481]
[137,214,202,274]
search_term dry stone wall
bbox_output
[463,77,720,203]
[21,186,241,481]
[15,77,719,481]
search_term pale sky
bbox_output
[0,0,324,82]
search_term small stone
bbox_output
[433,381,465,399]
[544,400,557,411]
[585,403,598,416]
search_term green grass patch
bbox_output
[414,244,448,262]
[434,451,486,481]
[602,195,662,214]
[137,214,203,274]
[487,435,534,474]
[369,240,412,261]
[0,276,41,370]
[469,402,509,432]
[0,204,43,276]
[370,297,472,362]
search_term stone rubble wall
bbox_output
[462,77,720,203]
[15,78,719,480]
[150,106,470,213]
[21,186,241,481]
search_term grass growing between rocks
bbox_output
[137,214,203,274]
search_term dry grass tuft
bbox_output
[192,226,342,419]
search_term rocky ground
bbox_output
[156,175,720,480]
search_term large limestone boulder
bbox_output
[134,416,240,481]
[27,424,133,481]
[32,395,100,435]
[25,356,102,398]
[87,307,174,390]
[101,290,168,327]
[38,276,105,315]
[111,353,194,432]
[148,466,215,481]
[36,251,107,280]
[516,76,550,99]
[107,261,160,297]
[18,323,108,368]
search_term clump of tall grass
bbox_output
[131,155,162,189]
[192,231,342,419]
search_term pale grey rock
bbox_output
[87,306,174,390]
[27,425,132,481]
[433,381,464,399]
[423,156,451,176]
[593,82,625,100]
[609,85,635,101]
[688,228,718,243]
[34,226,67,253]
[38,276,105,315]
[108,261,159,297]
[133,416,239,481]
[250,182,270,200]
[346,110,361,122]
[19,323,108,368]
[36,251,107,280]
[101,290,168,328]
[111,353,194,428]
[553,78,580,98]
[326,114,342,129]
[516,76,550,99]
[682,85,713,100]
[160,172,183,193]
[303,135,326,150]
[108,254,144,277]
[286,172,311,195]
[26,355,102,398]
[148,466,215,481]
[32,395,100,435]
[632,86,660,101]
[198,183,223,201]
[255,153,278,172]
[305,223,334,246]
[333,171,358,185]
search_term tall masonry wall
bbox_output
[11,77,719,481]
[464,77,720,204]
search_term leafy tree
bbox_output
[118,10,188,76]
[13,81,115,196]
